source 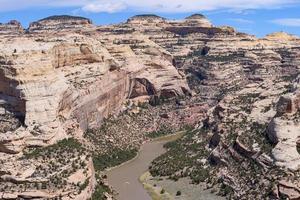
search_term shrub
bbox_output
[176,191,182,196]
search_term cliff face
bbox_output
[1,14,300,199]
[144,16,300,199]
[0,15,190,199]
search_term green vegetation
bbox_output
[79,178,89,193]
[39,15,91,22]
[91,147,138,199]
[91,184,110,200]
[93,148,137,171]
[235,93,260,114]
[218,184,234,197]
[146,125,173,138]
[190,167,210,184]
[24,138,83,159]
[19,138,89,193]
[149,128,211,183]
[176,191,182,196]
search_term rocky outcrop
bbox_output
[0,20,23,34]
[28,15,94,32]
[278,180,300,200]
[127,14,166,24]
[266,87,300,170]
[184,14,213,27]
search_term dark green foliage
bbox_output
[24,138,83,158]
[39,15,91,22]
[93,148,137,171]
[149,128,210,180]
[218,184,234,197]
[79,179,89,193]
[176,191,182,196]
[190,167,210,184]
[91,184,110,200]
[186,14,206,19]
[132,14,164,19]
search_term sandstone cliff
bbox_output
[0,15,190,199]
[1,14,300,199]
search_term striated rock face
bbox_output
[0,20,23,34]
[0,14,191,199]
[1,13,300,199]
[127,14,166,24]
[184,14,213,27]
[136,14,300,200]
[267,87,300,170]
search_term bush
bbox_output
[176,191,182,196]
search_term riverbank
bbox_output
[139,172,225,200]
[105,132,185,200]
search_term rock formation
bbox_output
[28,15,94,32]
[0,20,23,34]
[1,13,300,199]
[0,15,190,199]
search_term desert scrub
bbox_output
[79,178,90,193]
[218,184,234,197]
[149,128,210,180]
[93,148,137,171]
[146,124,173,138]
[190,167,210,184]
[23,138,84,159]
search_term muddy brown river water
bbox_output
[106,134,182,200]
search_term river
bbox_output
[106,134,182,200]
[105,133,223,200]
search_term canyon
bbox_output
[0,14,300,200]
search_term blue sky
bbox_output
[0,0,300,37]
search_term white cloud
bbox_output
[229,18,254,24]
[271,18,300,27]
[0,0,298,13]
[82,1,127,13]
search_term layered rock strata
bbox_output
[1,13,300,199]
